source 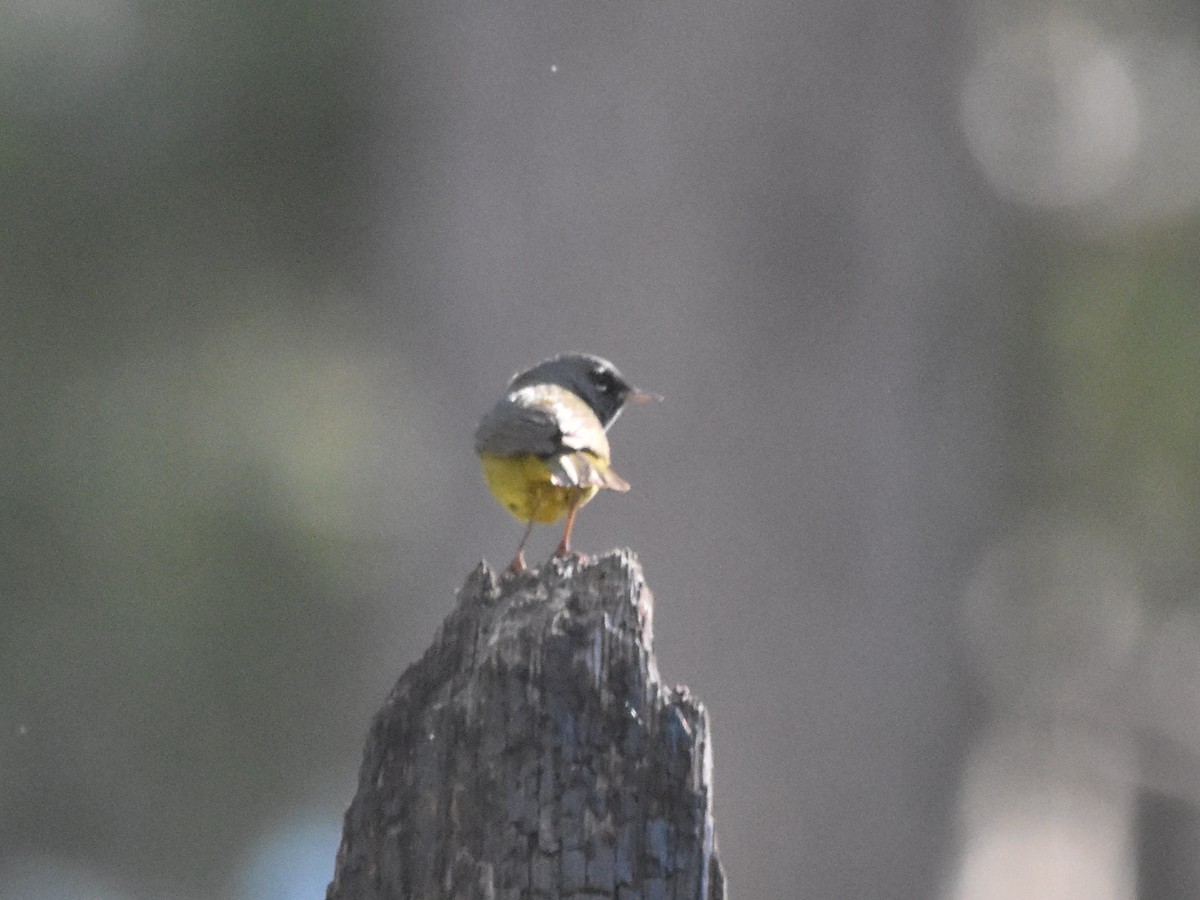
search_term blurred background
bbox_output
[3,0,1199,898]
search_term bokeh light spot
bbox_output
[235,813,342,900]
[961,20,1138,209]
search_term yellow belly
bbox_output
[479,453,599,523]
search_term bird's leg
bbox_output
[509,488,546,572]
[508,516,536,572]
[553,498,581,559]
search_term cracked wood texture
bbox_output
[327,549,724,900]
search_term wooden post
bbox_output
[327,550,725,900]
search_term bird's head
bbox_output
[509,353,659,427]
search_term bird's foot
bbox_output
[553,545,588,563]
[506,551,527,573]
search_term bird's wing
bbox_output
[474,384,628,491]
[474,396,564,457]
[544,452,631,492]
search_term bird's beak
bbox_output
[626,389,663,405]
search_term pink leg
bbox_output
[553,499,580,558]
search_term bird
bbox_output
[474,353,659,572]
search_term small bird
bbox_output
[474,353,659,571]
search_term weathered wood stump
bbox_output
[327,549,724,900]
